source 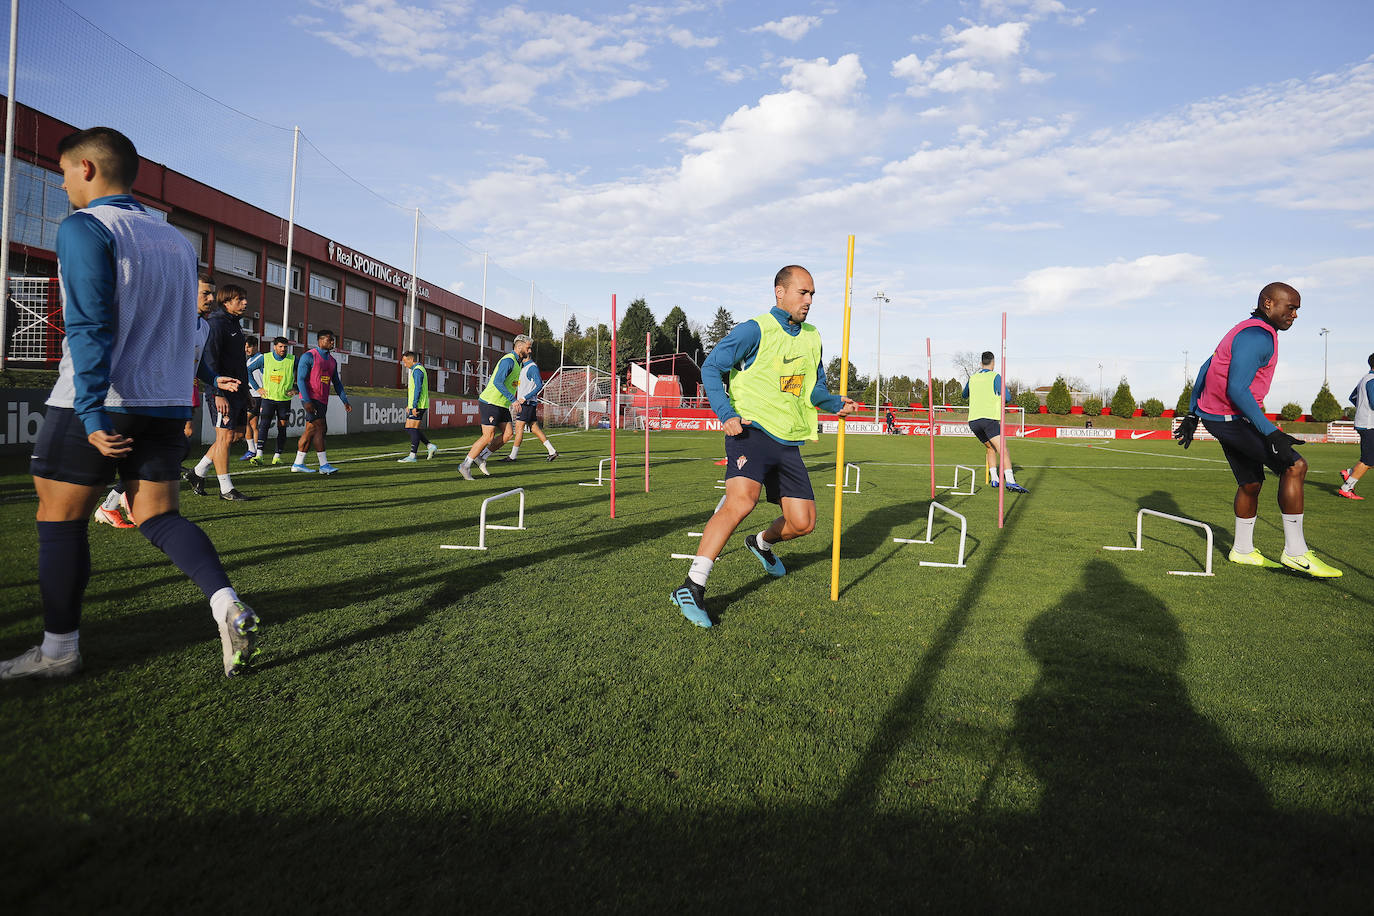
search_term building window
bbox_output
[374,343,396,361]
[214,239,258,278]
[309,274,339,302]
[463,323,475,342]
[446,319,461,338]
[5,160,68,251]
[444,358,460,371]
[263,321,297,345]
[174,225,206,263]
[342,338,369,356]
[423,353,440,368]
[345,285,370,313]
[426,311,442,332]
[375,294,398,320]
[267,258,302,291]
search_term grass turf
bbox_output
[1,429,1371,912]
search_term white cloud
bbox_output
[1018,66,1053,84]
[706,57,752,83]
[929,61,1001,93]
[428,57,1374,284]
[667,27,719,48]
[307,0,453,72]
[984,220,1062,231]
[980,0,1090,26]
[943,22,1030,63]
[1017,254,1210,313]
[306,1,704,110]
[749,15,822,42]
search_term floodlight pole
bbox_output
[281,126,300,342]
[873,290,889,421]
[0,0,20,370]
[1319,328,1330,386]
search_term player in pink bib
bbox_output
[1175,282,1341,578]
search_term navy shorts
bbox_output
[304,399,329,433]
[31,407,189,486]
[248,396,262,417]
[1202,418,1299,486]
[210,393,249,430]
[407,407,428,426]
[479,399,512,428]
[515,401,538,425]
[259,398,293,426]
[723,425,814,504]
[1358,427,1374,466]
[969,417,1001,444]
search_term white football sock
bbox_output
[42,630,79,658]
[1233,516,1256,555]
[544,440,557,455]
[1281,513,1308,557]
[294,450,308,466]
[102,489,122,511]
[194,456,214,476]
[756,529,775,551]
[688,556,714,587]
[989,466,1000,484]
[217,474,234,495]
[209,587,241,624]
[316,451,328,465]
[509,446,521,459]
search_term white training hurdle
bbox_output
[936,464,977,496]
[893,502,968,568]
[440,488,526,551]
[579,457,614,486]
[689,495,728,537]
[1103,508,1214,576]
[826,462,861,494]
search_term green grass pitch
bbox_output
[1,429,1370,912]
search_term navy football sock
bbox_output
[409,428,421,452]
[37,520,90,634]
[139,511,231,599]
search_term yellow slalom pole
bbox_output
[830,235,856,601]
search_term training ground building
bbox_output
[2,98,525,396]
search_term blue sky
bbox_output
[17,0,1374,407]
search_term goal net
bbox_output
[539,366,616,429]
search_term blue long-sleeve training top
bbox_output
[57,194,193,433]
[518,360,545,402]
[295,349,351,405]
[408,364,427,409]
[488,354,519,403]
[1350,378,1374,421]
[961,372,1002,400]
[1189,326,1277,435]
[701,306,844,445]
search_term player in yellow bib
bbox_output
[962,351,1027,493]
[672,265,857,628]
[459,334,533,480]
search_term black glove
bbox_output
[1265,429,1303,468]
[1173,414,1199,448]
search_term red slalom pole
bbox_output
[610,295,618,519]
[645,331,651,492]
[927,337,935,499]
[998,312,1006,529]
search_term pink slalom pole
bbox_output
[645,332,651,492]
[998,312,1006,529]
[927,337,935,499]
[610,295,618,519]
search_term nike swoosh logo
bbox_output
[1131,431,1152,439]
[783,355,804,364]
[1287,556,1310,569]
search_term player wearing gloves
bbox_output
[1175,282,1340,577]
